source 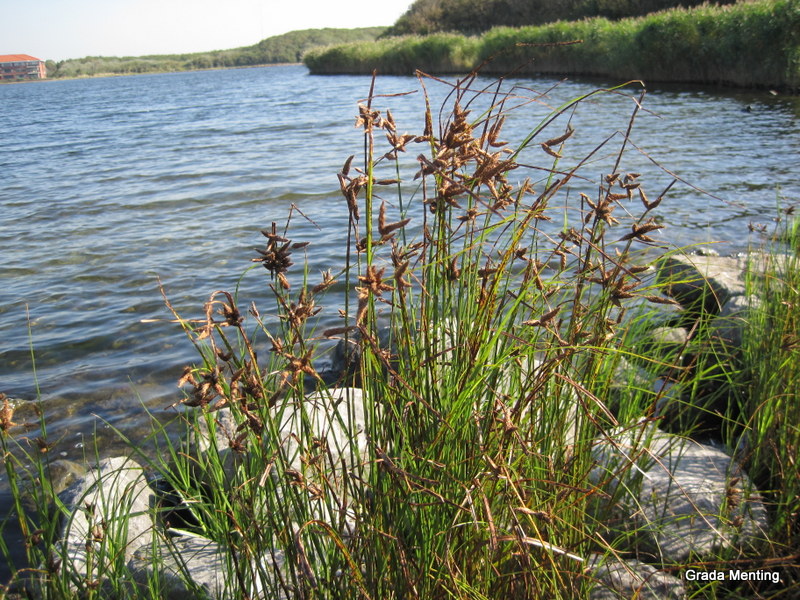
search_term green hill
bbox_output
[45,27,386,79]
[382,0,739,36]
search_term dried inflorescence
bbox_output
[0,392,15,434]
[415,101,519,216]
[171,227,340,433]
[253,222,306,290]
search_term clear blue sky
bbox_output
[1,0,413,62]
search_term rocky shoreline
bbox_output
[18,249,790,599]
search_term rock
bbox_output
[45,459,89,495]
[651,378,682,419]
[657,254,746,315]
[323,318,460,384]
[608,355,656,395]
[324,326,396,384]
[738,252,791,282]
[188,406,243,482]
[693,247,720,257]
[637,326,689,374]
[709,294,760,349]
[188,388,369,541]
[591,427,769,563]
[649,326,690,348]
[128,531,288,600]
[657,252,787,318]
[58,456,155,580]
[129,533,227,599]
[587,555,685,599]
[191,387,370,480]
[277,387,370,476]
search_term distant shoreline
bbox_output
[0,62,303,84]
[38,27,385,80]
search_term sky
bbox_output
[0,0,413,62]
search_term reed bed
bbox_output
[305,0,800,91]
[1,71,798,599]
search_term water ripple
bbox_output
[0,64,798,455]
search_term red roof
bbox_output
[0,54,43,63]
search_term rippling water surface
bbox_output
[1,64,799,459]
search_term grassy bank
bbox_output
[45,27,385,79]
[305,0,800,91]
[383,0,739,36]
[1,74,798,598]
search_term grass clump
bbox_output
[737,215,800,572]
[139,73,682,598]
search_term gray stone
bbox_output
[649,326,690,347]
[591,427,769,563]
[324,318,461,383]
[129,531,288,600]
[58,456,155,579]
[709,294,761,348]
[272,387,369,539]
[693,247,720,257]
[657,252,787,317]
[325,326,396,383]
[45,459,89,495]
[651,378,683,419]
[189,407,243,482]
[587,555,685,599]
[278,387,370,475]
[738,252,791,281]
[657,254,746,314]
[192,388,370,481]
[609,356,656,395]
[189,388,369,541]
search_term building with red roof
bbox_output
[0,54,46,81]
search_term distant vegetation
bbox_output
[305,0,800,91]
[45,27,386,79]
[383,0,738,36]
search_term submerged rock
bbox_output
[591,427,769,563]
[45,459,89,495]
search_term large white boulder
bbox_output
[58,456,155,582]
[591,427,769,562]
[128,531,288,600]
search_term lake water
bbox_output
[1,64,799,465]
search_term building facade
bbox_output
[0,54,47,81]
